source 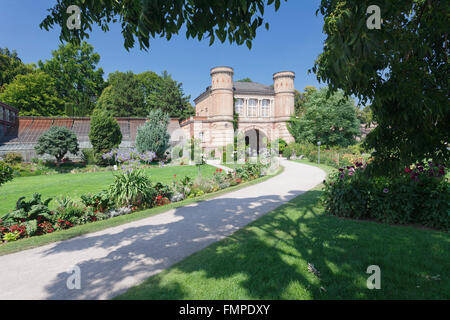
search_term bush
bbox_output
[0,161,14,188]
[270,139,287,154]
[108,170,155,207]
[323,162,449,230]
[35,126,79,164]
[1,193,53,236]
[3,152,23,164]
[81,191,112,213]
[81,149,96,165]
[89,109,122,165]
[136,109,170,159]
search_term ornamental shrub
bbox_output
[1,193,53,236]
[135,109,170,159]
[89,109,122,165]
[3,152,23,164]
[0,161,14,188]
[108,169,155,207]
[323,162,449,230]
[35,126,79,164]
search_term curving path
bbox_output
[0,160,326,300]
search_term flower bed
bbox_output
[322,161,449,230]
[0,162,269,243]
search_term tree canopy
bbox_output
[312,0,449,171]
[0,71,65,116]
[0,48,34,91]
[35,126,80,164]
[288,87,360,147]
[237,78,253,82]
[96,70,194,119]
[38,42,105,116]
[146,71,194,120]
[96,71,147,117]
[40,0,287,50]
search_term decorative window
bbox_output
[235,98,244,115]
[247,99,258,117]
[199,132,205,143]
[261,99,270,117]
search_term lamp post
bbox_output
[317,141,321,164]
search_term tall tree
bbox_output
[96,71,147,117]
[0,71,65,116]
[294,86,317,116]
[146,71,194,120]
[41,1,287,51]
[288,87,360,147]
[38,42,105,116]
[0,48,34,91]
[96,71,194,119]
[312,0,449,172]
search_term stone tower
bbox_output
[273,71,296,142]
[208,66,235,148]
[210,66,234,120]
[273,71,296,120]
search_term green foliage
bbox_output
[145,71,194,120]
[96,71,147,117]
[0,47,34,91]
[323,163,449,230]
[288,87,360,147]
[89,110,122,164]
[40,0,288,50]
[38,42,105,116]
[35,126,79,164]
[0,71,65,116]
[108,170,155,207]
[80,191,112,213]
[1,193,53,236]
[313,0,449,172]
[2,231,20,242]
[136,109,170,159]
[80,149,96,165]
[96,70,193,119]
[0,161,14,187]
[270,139,287,154]
[3,152,23,165]
[236,78,253,82]
[294,86,317,116]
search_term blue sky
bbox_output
[0,0,327,103]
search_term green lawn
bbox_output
[0,165,216,213]
[118,161,449,300]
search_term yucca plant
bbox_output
[108,170,155,207]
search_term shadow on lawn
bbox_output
[41,189,449,300]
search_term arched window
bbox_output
[235,98,244,115]
[261,99,270,117]
[247,99,258,117]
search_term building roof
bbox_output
[0,117,182,152]
[233,81,274,95]
[194,81,275,103]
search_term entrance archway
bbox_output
[244,128,267,156]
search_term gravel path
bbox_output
[0,160,326,300]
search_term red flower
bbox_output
[404,167,412,173]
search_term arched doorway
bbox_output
[244,128,267,156]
